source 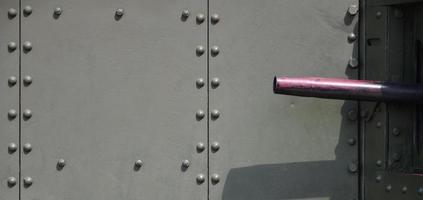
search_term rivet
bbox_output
[196,13,205,24]
[210,46,220,57]
[196,78,205,88]
[211,109,220,120]
[8,41,17,52]
[348,5,359,16]
[23,109,32,120]
[347,109,357,121]
[210,13,220,24]
[23,177,32,187]
[418,187,423,195]
[376,11,382,19]
[376,121,382,128]
[8,143,18,154]
[376,160,383,167]
[375,175,382,183]
[53,7,62,16]
[348,163,358,173]
[392,128,400,136]
[211,141,220,152]
[196,142,206,152]
[181,160,190,168]
[348,57,359,69]
[8,76,17,86]
[23,143,32,154]
[181,9,190,21]
[196,110,205,120]
[394,9,404,19]
[8,109,17,119]
[115,8,124,17]
[347,138,356,146]
[23,41,32,52]
[347,33,357,43]
[196,174,205,184]
[385,184,392,192]
[8,8,18,18]
[134,159,143,171]
[23,6,32,16]
[23,75,33,86]
[211,77,220,88]
[56,158,66,170]
[196,45,205,56]
[392,153,401,162]
[401,186,408,193]
[211,173,220,184]
[7,177,17,187]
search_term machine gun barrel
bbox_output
[273,76,423,103]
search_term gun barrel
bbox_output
[273,76,423,103]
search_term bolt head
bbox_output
[385,185,392,192]
[8,109,17,119]
[8,42,17,52]
[347,33,357,43]
[211,77,220,88]
[23,177,33,187]
[54,7,62,15]
[196,13,205,24]
[347,109,357,121]
[181,160,190,168]
[376,11,382,19]
[8,8,18,18]
[376,160,383,167]
[375,175,382,183]
[211,142,220,152]
[196,142,206,152]
[134,159,143,170]
[8,76,17,86]
[418,187,423,195]
[23,75,33,86]
[402,186,408,193]
[23,41,32,52]
[211,173,220,184]
[196,78,205,88]
[57,158,66,169]
[115,8,124,17]
[23,143,32,153]
[7,177,17,187]
[348,5,359,16]
[211,14,220,24]
[23,109,32,120]
[211,46,220,57]
[196,110,205,120]
[23,6,32,16]
[392,128,400,136]
[196,174,205,184]
[376,121,382,128]
[196,45,205,56]
[211,110,220,120]
[8,143,18,153]
[181,9,190,19]
[347,138,356,146]
[348,163,358,173]
[348,57,359,69]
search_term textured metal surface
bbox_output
[209,0,359,199]
[0,1,20,200]
[20,0,207,199]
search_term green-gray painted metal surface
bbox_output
[20,1,207,199]
[209,0,359,199]
[0,1,20,200]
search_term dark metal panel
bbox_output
[368,0,423,6]
[20,0,207,200]
[0,1,20,200]
[209,0,359,199]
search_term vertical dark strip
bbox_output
[358,0,365,199]
[206,0,210,199]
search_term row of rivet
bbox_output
[347,4,359,69]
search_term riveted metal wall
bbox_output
[0,1,20,200]
[20,0,207,199]
[363,4,423,199]
[208,0,359,199]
